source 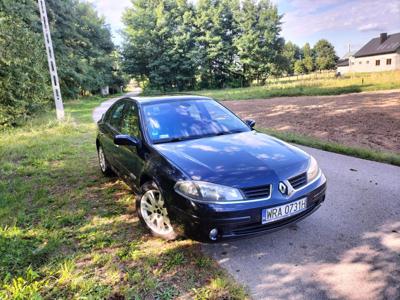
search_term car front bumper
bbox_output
[169,172,327,241]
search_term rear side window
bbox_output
[108,101,126,131]
[120,102,141,138]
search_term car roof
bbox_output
[128,95,213,104]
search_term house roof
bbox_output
[337,58,349,67]
[341,51,356,59]
[354,32,400,58]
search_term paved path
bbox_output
[92,88,141,122]
[203,146,400,300]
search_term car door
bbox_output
[117,101,144,187]
[101,100,127,172]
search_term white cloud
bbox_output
[358,23,384,32]
[90,0,131,26]
[282,0,400,38]
[86,0,131,42]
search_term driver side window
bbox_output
[120,102,141,138]
[108,102,126,131]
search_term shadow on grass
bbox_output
[0,96,247,299]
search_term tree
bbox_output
[110,51,129,93]
[302,43,314,73]
[121,0,338,90]
[45,0,119,97]
[294,60,305,74]
[194,0,239,88]
[234,0,284,85]
[314,39,337,70]
[122,0,159,86]
[122,0,286,89]
[282,41,300,75]
[151,0,198,90]
[0,0,51,127]
[0,0,124,127]
[303,56,314,73]
[302,42,312,57]
[122,0,197,91]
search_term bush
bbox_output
[0,15,51,127]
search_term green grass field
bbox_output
[0,97,246,299]
[171,71,400,101]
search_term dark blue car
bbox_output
[96,96,327,241]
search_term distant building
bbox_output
[336,51,356,74]
[337,32,400,74]
[101,86,109,96]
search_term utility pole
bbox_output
[38,0,64,120]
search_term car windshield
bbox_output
[142,99,250,144]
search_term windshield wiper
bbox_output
[215,129,245,136]
[153,130,245,144]
[153,136,200,144]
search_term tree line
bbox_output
[0,0,125,127]
[0,0,338,127]
[122,0,338,91]
[283,40,338,76]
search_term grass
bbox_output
[142,70,400,101]
[258,127,400,166]
[0,96,247,299]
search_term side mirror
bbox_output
[245,119,256,129]
[114,134,140,147]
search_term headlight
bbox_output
[307,156,319,181]
[174,181,243,203]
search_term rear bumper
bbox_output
[170,174,327,241]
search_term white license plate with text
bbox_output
[261,198,307,224]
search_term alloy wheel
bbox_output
[98,147,106,172]
[140,189,173,235]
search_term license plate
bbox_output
[261,198,307,224]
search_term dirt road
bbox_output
[223,90,400,153]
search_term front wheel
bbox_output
[137,182,177,240]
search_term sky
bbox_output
[89,0,400,57]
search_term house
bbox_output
[336,51,356,75]
[337,32,400,74]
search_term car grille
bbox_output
[241,184,271,199]
[230,203,319,236]
[288,172,307,189]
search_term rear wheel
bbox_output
[97,145,113,176]
[137,181,177,240]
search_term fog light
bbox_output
[209,228,218,241]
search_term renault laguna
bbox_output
[96,96,327,241]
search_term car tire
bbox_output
[97,145,113,176]
[137,181,177,241]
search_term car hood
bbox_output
[154,131,310,188]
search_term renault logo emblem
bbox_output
[279,181,294,196]
[279,182,287,195]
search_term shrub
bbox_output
[0,14,51,127]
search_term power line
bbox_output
[38,0,64,120]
